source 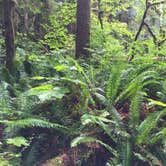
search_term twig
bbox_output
[134,0,149,41]
[128,1,150,62]
[158,38,166,46]
[144,22,157,44]
[97,0,104,29]
[128,0,166,62]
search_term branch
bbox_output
[134,0,149,41]
[128,0,166,62]
[15,8,22,18]
[97,0,104,29]
[144,22,157,44]
[128,0,149,62]
[158,38,166,46]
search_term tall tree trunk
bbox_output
[24,0,30,33]
[76,0,91,58]
[3,0,16,74]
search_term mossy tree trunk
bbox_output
[76,0,91,58]
[3,0,16,74]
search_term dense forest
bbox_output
[0,0,166,165]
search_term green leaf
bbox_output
[61,77,86,86]
[67,57,83,73]
[136,147,164,166]
[31,76,51,80]
[6,137,29,147]
[71,136,118,157]
[148,98,166,107]
[81,114,114,126]
[94,92,106,104]
[96,140,118,157]
[136,109,166,145]
[30,84,53,90]
[129,90,141,128]
[1,118,68,134]
[26,86,69,102]
[106,63,125,103]
[71,136,96,147]
[121,137,133,166]
[54,65,68,71]
[150,128,166,144]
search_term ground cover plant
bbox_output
[0,0,166,165]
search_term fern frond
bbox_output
[115,70,159,104]
[81,114,116,141]
[81,114,114,126]
[150,146,166,166]
[0,82,14,115]
[71,136,118,157]
[81,112,125,142]
[106,63,126,104]
[121,137,132,166]
[136,109,166,145]
[137,146,164,166]
[107,103,123,127]
[150,128,166,144]
[115,76,141,104]
[129,87,141,129]
[148,98,166,107]
[1,118,69,134]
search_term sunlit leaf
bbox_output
[148,98,166,107]
[26,85,69,102]
[7,137,29,147]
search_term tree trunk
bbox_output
[3,0,16,74]
[24,0,30,33]
[76,0,91,58]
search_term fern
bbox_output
[81,114,114,126]
[136,109,166,145]
[72,83,166,165]
[115,70,159,104]
[150,146,166,166]
[1,118,69,134]
[121,137,132,166]
[107,103,123,128]
[150,128,166,144]
[129,87,141,129]
[106,63,126,104]
[0,82,17,125]
[104,61,159,107]
[71,136,118,157]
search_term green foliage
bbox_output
[42,2,76,51]
[0,0,166,165]
[3,118,69,134]
[7,137,29,147]
[26,85,69,102]
[71,61,166,165]
[136,109,166,145]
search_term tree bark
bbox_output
[24,0,30,33]
[3,0,16,74]
[76,0,91,58]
